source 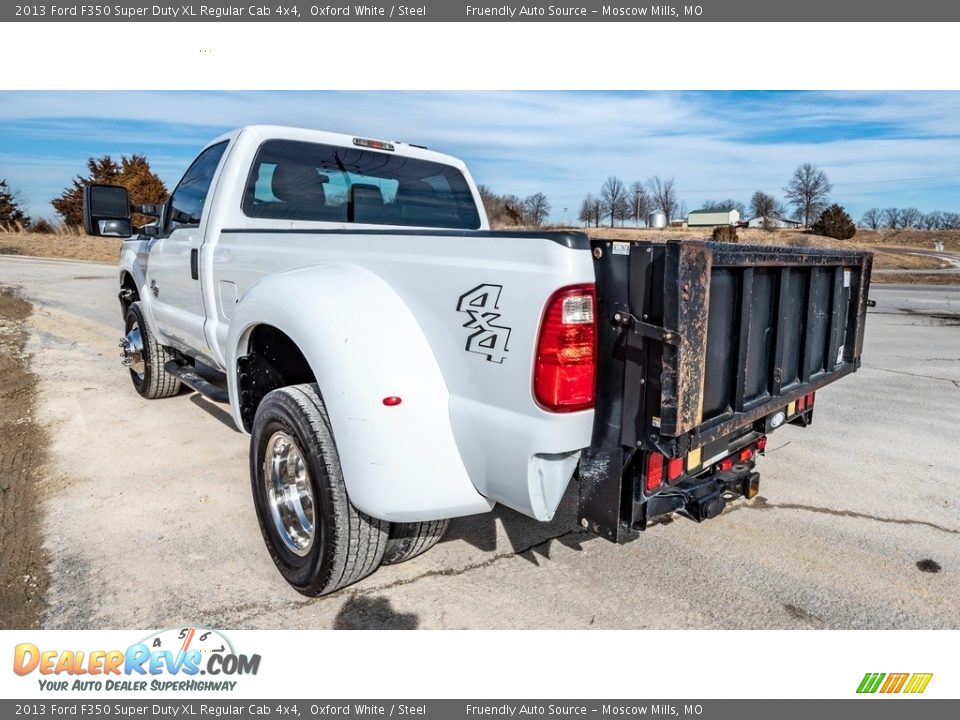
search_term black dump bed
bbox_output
[580,238,872,541]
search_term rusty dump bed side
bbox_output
[579,239,873,542]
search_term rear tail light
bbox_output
[739,446,754,462]
[796,395,807,412]
[719,457,734,472]
[756,435,767,452]
[667,457,684,482]
[805,391,816,407]
[645,452,664,492]
[534,284,597,412]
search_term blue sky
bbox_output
[1,90,959,224]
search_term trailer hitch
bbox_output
[611,310,682,346]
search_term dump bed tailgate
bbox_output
[580,238,872,541]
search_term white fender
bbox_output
[227,263,494,522]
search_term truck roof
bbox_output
[206,125,469,172]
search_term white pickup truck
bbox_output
[84,125,873,596]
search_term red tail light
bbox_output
[797,395,807,412]
[667,457,684,482]
[534,284,596,412]
[739,446,754,462]
[806,392,815,407]
[756,435,767,452]
[645,452,664,492]
[719,457,734,472]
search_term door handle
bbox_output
[190,249,199,280]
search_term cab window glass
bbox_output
[167,141,228,232]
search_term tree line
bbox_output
[859,207,960,230]
[576,163,835,230]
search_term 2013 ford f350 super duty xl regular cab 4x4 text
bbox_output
[83,126,873,595]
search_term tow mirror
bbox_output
[83,184,132,237]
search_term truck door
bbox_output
[147,141,228,357]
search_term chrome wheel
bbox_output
[121,323,145,378]
[263,431,316,557]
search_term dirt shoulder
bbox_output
[0,287,48,629]
[0,232,121,264]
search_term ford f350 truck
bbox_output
[83,125,873,595]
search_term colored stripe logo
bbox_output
[857,672,933,694]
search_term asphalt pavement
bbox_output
[1,255,958,629]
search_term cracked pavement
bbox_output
[1,258,958,629]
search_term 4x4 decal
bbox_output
[456,284,512,363]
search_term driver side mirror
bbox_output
[83,184,132,237]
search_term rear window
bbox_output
[242,139,481,230]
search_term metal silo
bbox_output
[648,210,667,228]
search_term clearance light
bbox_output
[534,285,597,412]
[757,435,768,452]
[719,457,734,472]
[353,137,395,151]
[646,452,664,492]
[382,396,402,406]
[667,457,684,482]
[739,447,754,462]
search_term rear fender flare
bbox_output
[227,263,493,522]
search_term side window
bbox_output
[166,141,228,233]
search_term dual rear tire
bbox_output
[249,383,448,596]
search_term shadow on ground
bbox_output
[333,595,419,629]
[443,484,592,565]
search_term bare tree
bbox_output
[783,163,832,227]
[702,199,747,216]
[882,207,901,229]
[647,175,678,221]
[578,194,602,228]
[523,192,551,226]
[749,191,788,229]
[860,208,882,230]
[612,195,632,227]
[899,207,922,229]
[923,210,945,230]
[629,181,651,227]
[599,176,629,228]
[943,212,960,230]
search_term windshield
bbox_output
[242,139,482,230]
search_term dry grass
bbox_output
[871,273,960,286]
[0,231,122,264]
[855,228,960,252]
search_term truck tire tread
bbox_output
[252,383,387,595]
[382,519,450,565]
[126,302,181,399]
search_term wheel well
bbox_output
[119,272,139,314]
[237,325,316,431]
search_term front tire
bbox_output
[123,302,181,399]
[250,383,387,596]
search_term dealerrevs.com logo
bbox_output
[857,672,933,694]
[13,627,260,692]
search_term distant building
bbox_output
[670,219,686,228]
[687,208,741,227]
[746,215,802,229]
